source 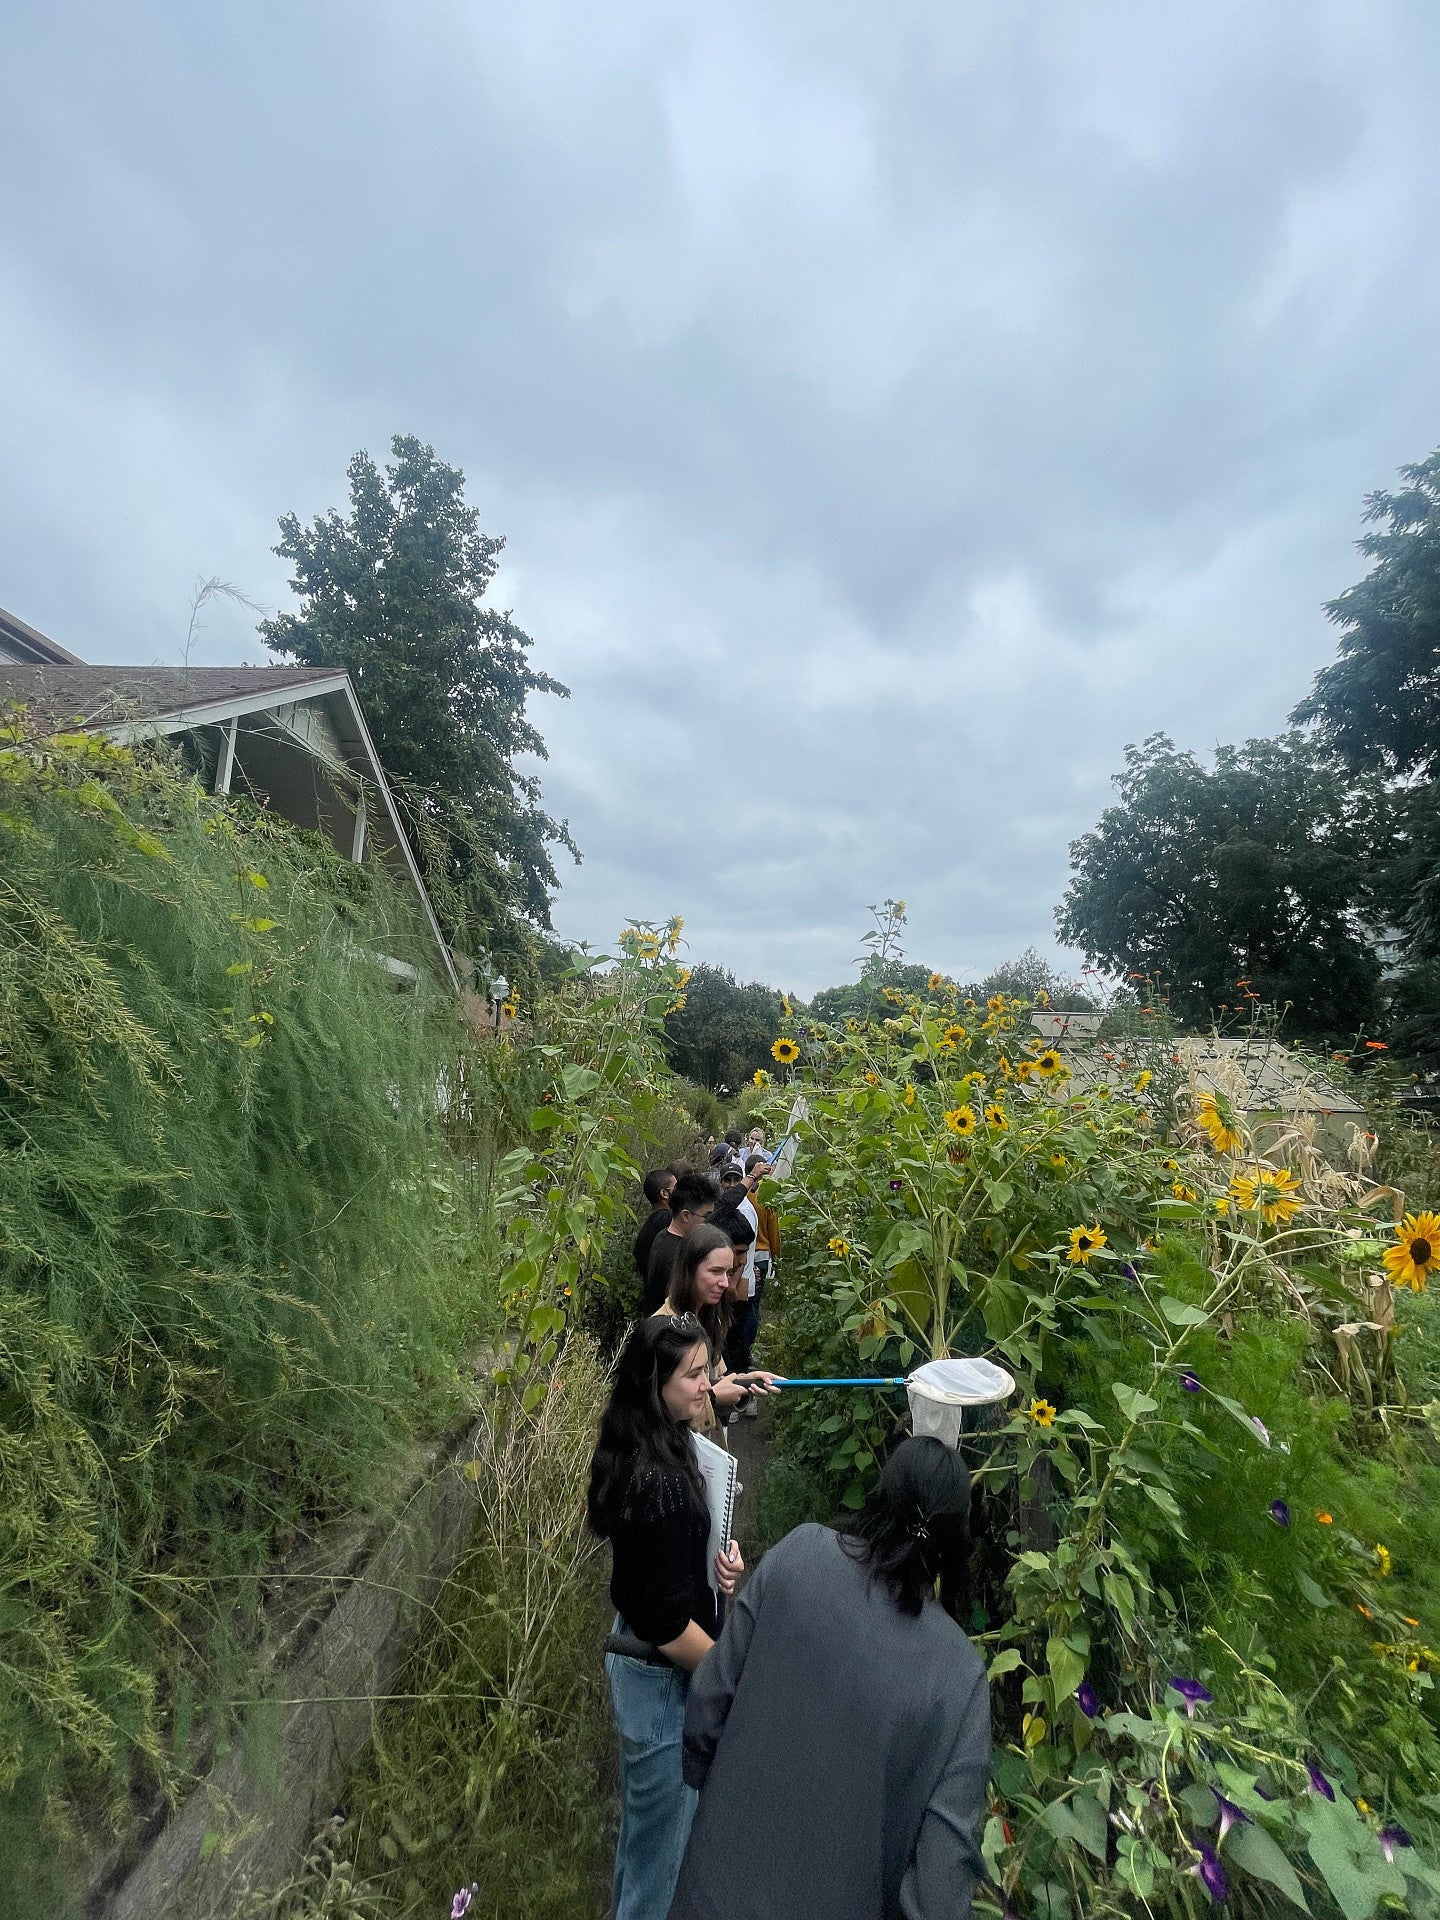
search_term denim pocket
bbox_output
[606,1653,684,1755]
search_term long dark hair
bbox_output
[842,1436,973,1620]
[587,1315,708,1539]
[665,1221,736,1352]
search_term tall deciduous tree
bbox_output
[261,435,577,988]
[1292,449,1440,776]
[1056,732,1393,1040]
[663,965,784,1093]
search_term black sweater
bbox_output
[608,1460,718,1647]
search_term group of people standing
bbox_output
[587,1132,992,1919]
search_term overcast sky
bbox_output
[4,3,1439,993]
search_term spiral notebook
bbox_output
[691,1431,739,1592]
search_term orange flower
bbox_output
[1315,1511,1333,1525]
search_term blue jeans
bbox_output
[606,1628,696,1920]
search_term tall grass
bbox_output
[0,725,507,1912]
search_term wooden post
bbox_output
[350,789,367,863]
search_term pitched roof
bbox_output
[0,604,84,665]
[0,664,341,731]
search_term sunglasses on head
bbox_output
[667,1311,704,1339]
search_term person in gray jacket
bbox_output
[668,1436,990,1920]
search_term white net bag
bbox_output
[906,1356,1016,1448]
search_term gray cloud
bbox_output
[3,0,1439,991]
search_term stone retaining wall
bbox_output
[83,1407,488,1920]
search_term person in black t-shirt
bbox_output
[633,1167,677,1283]
[587,1315,744,1920]
[643,1171,718,1315]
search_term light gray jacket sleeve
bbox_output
[898,1666,992,1920]
[680,1548,771,1790]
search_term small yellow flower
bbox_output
[864,1071,879,1085]
[753,1068,771,1087]
[1066,1223,1107,1265]
[1375,1543,1393,1578]
[828,1236,850,1258]
[944,1105,977,1136]
[943,1024,968,1047]
[1027,1398,1057,1427]
[772,1037,801,1065]
[984,1103,1009,1131]
[1315,1511,1333,1524]
[927,972,946,991]
[903,1084,917,1107]
[1384,1212,1440,1292]
[1049,1151,1068,1170]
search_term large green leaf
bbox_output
[1226,1820,1311,1913]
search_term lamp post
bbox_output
[492,975,508,1034]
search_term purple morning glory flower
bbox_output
[1269,1500,1291,1528]
[451,1888,477,1920]
[1215,1795,1250,1840]
[1076,1679,1099,1718]
[1251,1416,1270,1446]
[1122,1262,1139,1280]
[1307,1764,1335,1802]
[1169,1676,1214,1718]
[1380,1826,1412,1863]
[1180,1369,1202,1392]
[1192,1839,1230,1903]
[890,1179,904,1191]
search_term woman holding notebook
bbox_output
[587,1314,745,1920]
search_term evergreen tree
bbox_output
[262,435,577,990]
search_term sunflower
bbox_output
[986,994,1006,1012]
[782,993,793,1017]
[1049,1151,1068,1170]
[883,986,905,1005]
[1375,1543,1393,1578]
[1033,1048,1063,1078]
[635,933,662,961]
[944,1105,977,1136]
[927,972,946,991]
[752,1068,770,1087]
[501,1001,519,1020]
[676,966,693,988]
[963,998,977,1011]
[1134,1070,1153,1092]
[828,1236,850,1258]
[996,1055,1014,1079]
[864,1071,879,1085]
[771,1036,801,1065]
[1384,1212,1440,1292]
[1066,1223,1107,1265]
[1015,1060,1036,1082]
[936,1039,957,1055]
[1171,1181,1199,1204]
[1036,989,1050,1008]
[943,1024,968,1047]
[1196,1094,1242,1154]
[984,1103,1009,1131]
[903,1084,917,1107]
[1229,1166,1303,1226]
[1027,1398,1057,1427]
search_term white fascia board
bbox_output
[329,682,461,993]
[101,674,354,742]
